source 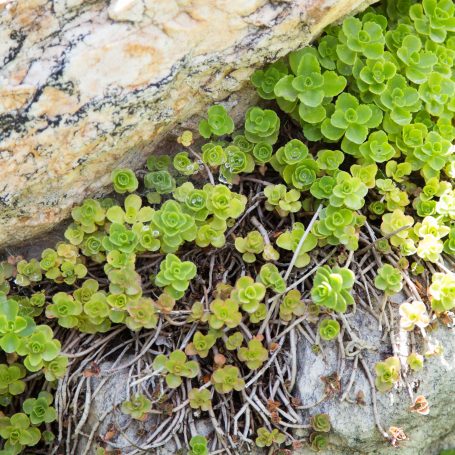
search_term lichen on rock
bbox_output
[0,0,375,246]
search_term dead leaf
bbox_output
[410,395,429,415]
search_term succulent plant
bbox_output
[209,298,242,330]
[238,339,269,370]
[375,356,401,392]
[211,365,245,394]
[264,184,302,217]
[244,107,280,144]
[187,331,216,358]
[144,170,176,194]
[311,266,355,313]
[251,61,288,99]
[399,300,430,331]
[173,152,198,176]
[121,394,152,420]
[258,263,286,294]
[111,168,138,194]
[22,391,56,425]
[199,105,234,138]
[0,297,36,354]
[279,289,305,321]
[188,388,212,411]
[407,352,424,371]
[0,364,26,396]
[322,93,382,144]
[225,332,244,351]
[374,264,403,295]
[201,142,226,168]
[46,292,82,328]
[429,272,455,312]
[255,427,286,448]
[147,155,171,171]
[311,413,331,432]
[125,297,158,331]
[276,222,318,268]
[153,350,199,388]
[155,254,197,300]
[16,325,61,372]
[231,276,266,314]
[329,171,368,210]
[43,355,68,382]
[234,231,265,263]
[0,413,41,453]
[319,319,341,341]
[15,259,42,287]
[310,432,329,452]
[188,435,209,455]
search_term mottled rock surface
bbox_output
[295,296,455,455]
[0,0,374,246]
[79,307,455,454]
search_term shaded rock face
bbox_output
[78,296,455,454]
[295,297,455,455]
[77,358,217,455]
[0,0,374,246]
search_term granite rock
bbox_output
[78,296,455,454]
[0,0,374,246]
[295,297,455,454]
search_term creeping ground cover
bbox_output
[1,0,455,453]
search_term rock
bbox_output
[75,295,455,454]
[0,0,375,247]
[295,298,455,454]
[77,357,215,455]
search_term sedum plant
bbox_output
[244,107,280,144]
[111,168,138,194]
[375,357,401,392]
[16,325,61,373]
[22,392,57,425]
[374,264,403,295]
[231,276,266,314]
[279,289,305,321]
[407,352,424,371]
[0,413,41,454]
[264,184,302,217]
[188,388,212,411]
[238,339,269,370]
[329,171,368,210]
[234,231,265,263]
[311,266,355,312]
[15,259,42,287]
[399,300,430,331]
[311,413,331,433]
[258,263,286,293]
[276,222,318,268]
[153,350,199,388]
[211,365,245,394]
[199,105,234,138]
[188,435,209,455]
[319,319,341,341]
[0,297,35,353]
[0,364,26,397]
[255,427,286,448]
[429,273,455,312]
[121,394,152,420]
[154,254,197,299]
[322,93,382,144]
[209,298,242,330]
[187,331,216,358]
[310,432,329,452]
[125,297,158,331]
